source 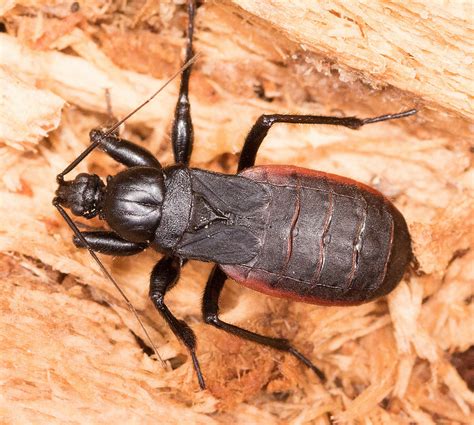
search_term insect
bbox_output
[53,0,416,389]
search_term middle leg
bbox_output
[149,255,206,389]
[202,265,326,382]
[171,0,197,165]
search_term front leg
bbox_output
[149,256,205,389]
[89,129,162,169]
[202,265,326,381]
[72,231,147,256]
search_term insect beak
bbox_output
[54,173,105,218]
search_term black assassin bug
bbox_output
[54,0,416,389]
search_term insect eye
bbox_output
[89,128,104,143]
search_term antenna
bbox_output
[57,53,199,181]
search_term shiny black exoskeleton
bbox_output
[54,0,416,389]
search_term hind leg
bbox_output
[202,266,326,381]
[238,109,417,171]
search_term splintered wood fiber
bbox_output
[0,0,473,424]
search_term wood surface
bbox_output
[0,0,473,423]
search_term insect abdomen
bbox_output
[221,165,412,305]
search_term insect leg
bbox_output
[89,130,162,169]
[171,0,196,165]
[238,109,417,171]
[149,255,206,389]
[202,265,326,382]
[73,231,148,256]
